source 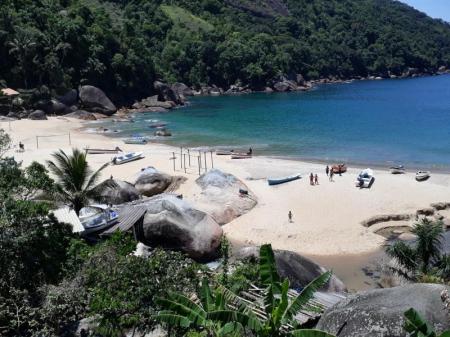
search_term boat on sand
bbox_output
[390,165,405,174]
[332,164,347,174]
[216,150,234,155]
[112,152,144,165]
[415,171,430,181]
[85,147,122,154]
[123,136,149,144]
[79,204,119,234]
[268,174,301,186]
[231,153,252,159]
[355,168,375,188]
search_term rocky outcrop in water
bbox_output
[316,284,450,337]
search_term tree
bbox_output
[387,218,444,279]
[0,129,11,158]
[46,148,110,215]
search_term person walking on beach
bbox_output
[329,170,334,182]
[315,174,319,185]
[310,173,314,185]
[326,165,329,176]
[288,211,293,223]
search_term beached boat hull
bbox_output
[415,171,430,181]
[390,166,405,174]
[268,174,301,186]
[123,138,148,144]
[216,150,233,155]
[113,152,144,165]
[332,164,347,174]
[355,168,375,188]
[231,154,252,159]
[85,148,122,154]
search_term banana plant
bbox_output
[210,244,333,337]
[155,277,248,337]
[404,308,450,337]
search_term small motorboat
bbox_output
[123,136,149,144]
[332,164,347,174]
[355,168,375,188]
[416,171,430,181]
[268,174,301,186]
[390,165,405,174]
[79,204,119,234]
[112,152,144,165]
[231,153,252,159]
[85,146,122,154]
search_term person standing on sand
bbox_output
[288,211,293,223]
[326,165,329,176]
[329,170,334,182]
[310,173,314,185]
[315,174,319,185]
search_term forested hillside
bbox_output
[1,0,450,103]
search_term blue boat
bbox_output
[268,174,301,186]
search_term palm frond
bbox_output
[156,293,206,324]
[404,308,436,337]
[283,271,332,324]
[200,277,214,312]
[273,279,290,326]
[154,313,192,328]
[259,244,281,290]
[208,310,263,332]
[217,322,244,337]
[386,241,418,273]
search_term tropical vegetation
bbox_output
[386,218,450,282]
[404,308,450,337]
[156,244,335,337]
[46,148,111,215]
[1,0,450,104]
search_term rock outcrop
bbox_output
[97,179,141,205]
[134,167,173,197]
[29,110,47,120]
[131,194,223,261]
[316,284,450,337]
[154,81,183,105]
[64,110,97,120]
[79,85,117,116]
[236,246,347,293]
[195,169,257,225]
[57,89,78,107]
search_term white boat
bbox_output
[390,165,405,174]
[231,153,252,159]
[112,152,144,165]
[268,174,301,186]
[216,150,234,155]
[79,204,119,234]
[123,136,149,144]
[355,168,375,188]
[416,171,430,181]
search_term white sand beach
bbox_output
[4,117,450,258]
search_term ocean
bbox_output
[99,74,450,169]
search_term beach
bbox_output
[5,116,450,258]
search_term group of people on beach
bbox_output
[309,173,319,185]
[325,165,335,182]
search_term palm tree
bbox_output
[7,27,37,89]
[387,218,444,279]
[46,148,110,215]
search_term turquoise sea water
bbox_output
[102,75,450,169]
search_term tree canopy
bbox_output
[1,0,450,104]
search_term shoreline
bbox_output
[4,117,450,276]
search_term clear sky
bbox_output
[400,0,450,22]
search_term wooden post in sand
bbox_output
[183,154,186,173]
[68,132,71,145]
[180,147,183,169]
[197,156,201,175]
[36,136,39,149]
[198,151,202,169]
[188,149,191,166]
[204,152,207,172]
[172,152,176,171]
[210,151,214,168]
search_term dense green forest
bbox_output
[1,0,450,104]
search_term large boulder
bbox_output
[236,247,347,293]
[134,168,173,197]
[154,81,182,105]
[96,179,141,205]
[140,96,175,109]
[35,99,69,115]
[79,85,117,116]
[194,169,257,225]
[171,82,194,97]
[57,89,78,106]
[64,110,97,120]
[29,110,47,120]
[273,80,297,92]
[130,194,223,261]
[316,284,450,337]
